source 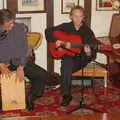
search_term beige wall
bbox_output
[91,0,118,37]
[0,0,3,8]
[0,0,118,72]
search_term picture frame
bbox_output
[18,0,46,13]
[96,0,120,11]
[61,0,79,14]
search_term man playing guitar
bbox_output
[45,5,98,106]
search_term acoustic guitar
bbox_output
[48,31,114,58]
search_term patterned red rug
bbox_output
[0,83,120,118]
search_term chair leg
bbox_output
[104,71,108,88]
[103,71,108,97]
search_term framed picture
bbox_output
[96,0,120,11]
[61,0,79,14]
[18,0,46,13]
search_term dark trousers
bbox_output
[60,55,91,96]
[24,62,47,98]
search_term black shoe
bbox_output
[26,97,34,112]
[61,95,72,106]
[26,102,34,112]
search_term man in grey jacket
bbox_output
[0,9,30,110]
[0,9,47,112]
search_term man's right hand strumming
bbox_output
[56,40,64,51]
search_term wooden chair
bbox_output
[71,38,110,87]
[72,61,108,88]
[26,32,42,63]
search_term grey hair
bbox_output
[0,9,15,25]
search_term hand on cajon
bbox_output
[0,72,25,111]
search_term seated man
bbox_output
[45,5,98,106]
[0,9,47,111]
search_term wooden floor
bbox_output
[0,113,120,120]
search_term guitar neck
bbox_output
[71,44,98,49]
[58,43,113,52]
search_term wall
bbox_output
[0,0,118,72]
[0,0,3,8]
[91,0,118,37]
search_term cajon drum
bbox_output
[0,72,26,111]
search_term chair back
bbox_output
[109,14,120,38]
[27,32,42,50]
